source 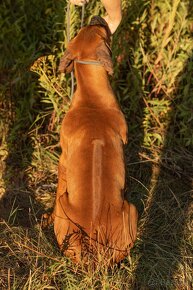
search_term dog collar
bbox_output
[74,59,102,66]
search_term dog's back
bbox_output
[45,17,138,265]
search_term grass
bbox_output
[0,147,192,289]
[0,0,193,289]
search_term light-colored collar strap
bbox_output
[74,59,102,66]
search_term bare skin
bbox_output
[69,0,122,34]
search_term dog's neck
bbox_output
[70,63,119,109]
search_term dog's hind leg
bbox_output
[123,201,138,249]
[42,150,68,228]
[56,158,67,199]
[41,212,55,228]
[56,132,68,199]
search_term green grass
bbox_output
[0,0,193,289]
[0,152,192,289]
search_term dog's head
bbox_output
[59,16,113,75]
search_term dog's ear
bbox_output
[59,49,74,73]
[96,42,113,75]
[90,16,112,40]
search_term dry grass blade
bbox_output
[0,0,192,289]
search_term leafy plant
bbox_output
[0,0,192,289]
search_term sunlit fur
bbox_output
[43,21,138,266]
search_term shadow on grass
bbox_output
[112,1,193,289]
[112,0,153,216]
[0,0,66,227]
[0,1,192,288]
[130,48,193,290]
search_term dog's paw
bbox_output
[41,213,54,229]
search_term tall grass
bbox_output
[0,0,192,289]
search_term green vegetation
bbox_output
[0,0,192,289]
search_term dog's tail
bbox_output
[91,139,104,221]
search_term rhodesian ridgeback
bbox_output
[43,16,138,265]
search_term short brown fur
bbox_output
[43,21,138,265]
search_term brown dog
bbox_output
[43,16,138,265]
